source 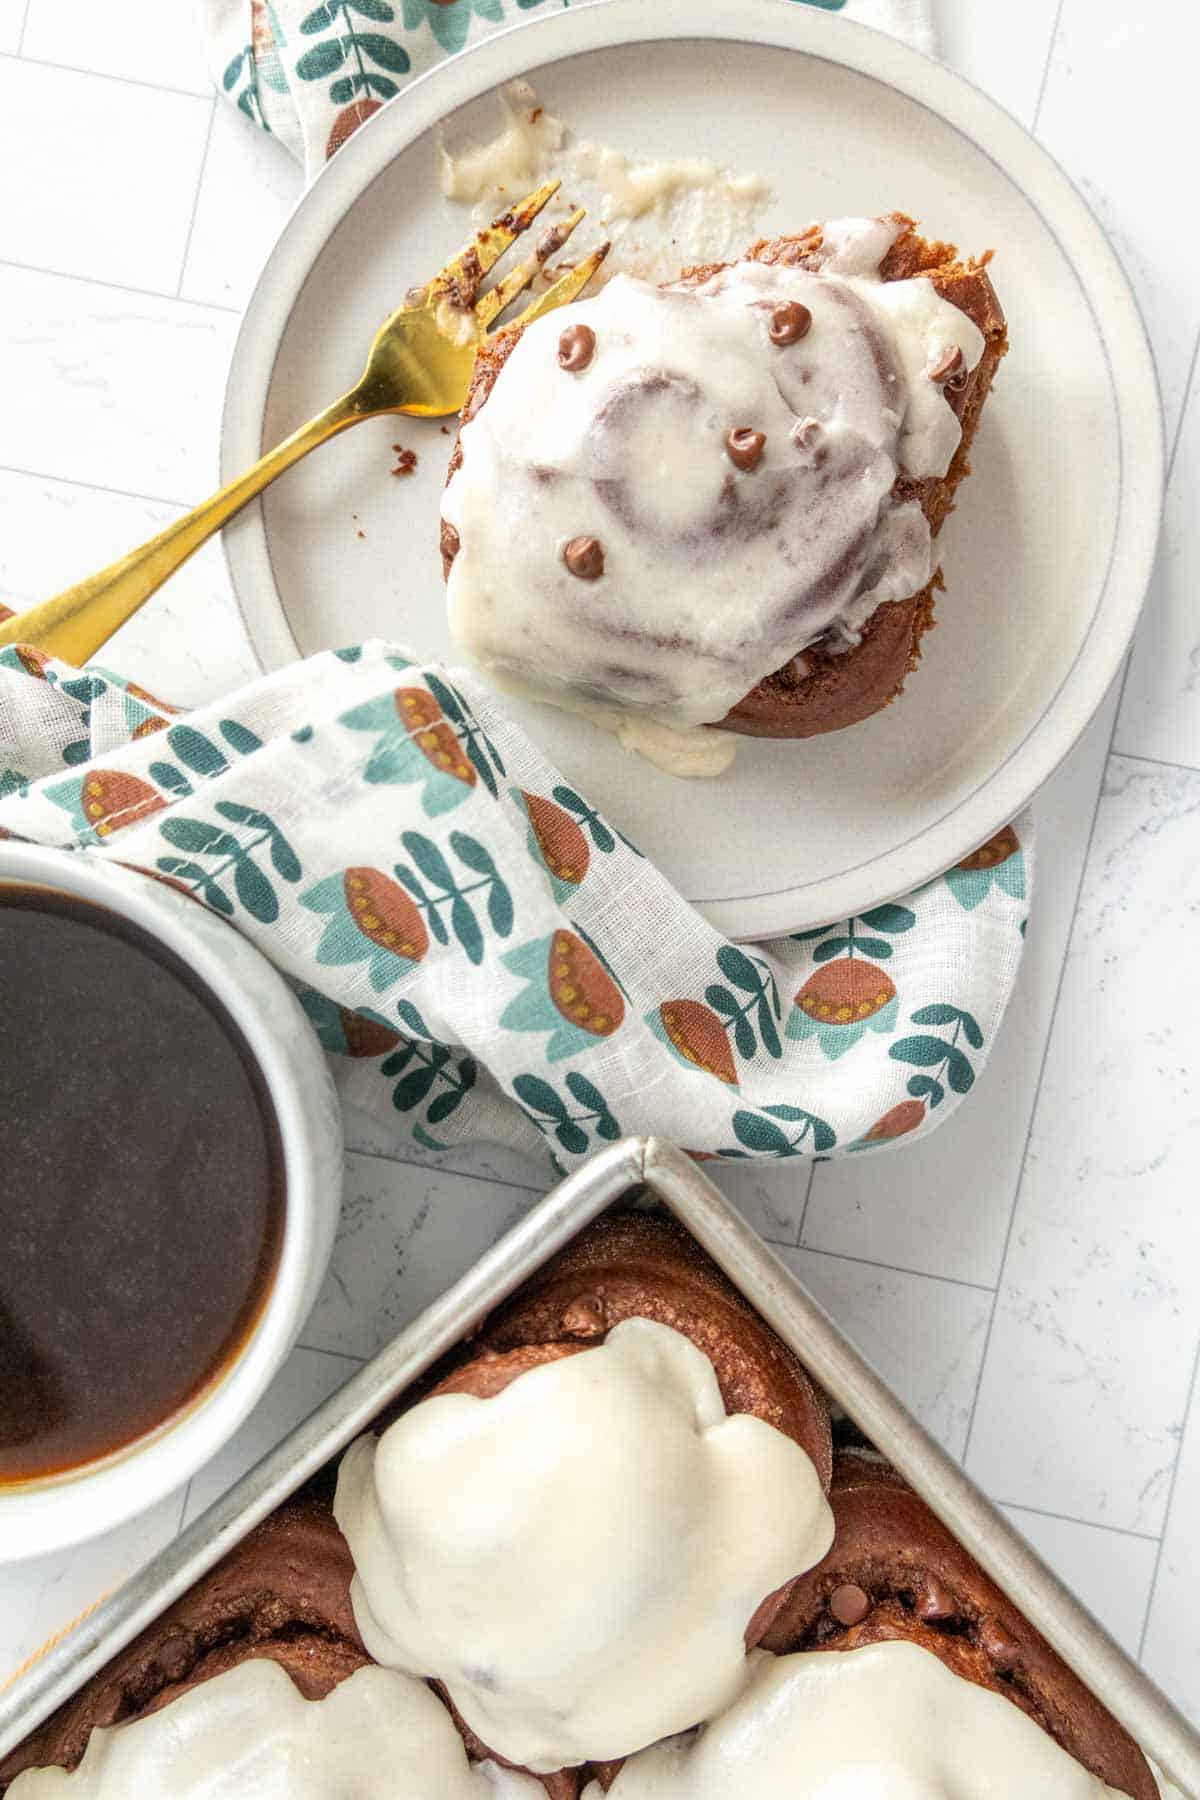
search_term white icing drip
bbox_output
[585,1643,1135,1799]
[443,223,984,756]
[438,83,771,287]
[8,1661,541,1798]
[437,81,565,204]
[333,1319,834,1773]
[566,141,769,224]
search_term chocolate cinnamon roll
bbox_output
[0,1491,367,1792]
[441,215,1007,766]
[758,1452,1157,1800]
[333,1214,833,1786]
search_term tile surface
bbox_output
[0,58,212,292]
[779,1246,993,1460]
[20,0,213,94]
[1,4,1198,1767]
[0,265,236,502]
[965,757,1200,1536]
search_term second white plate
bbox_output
[221,0,1162,938]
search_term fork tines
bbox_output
[426,181,606,333]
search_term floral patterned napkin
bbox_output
[0,639,1029,1169]
[204,0,936,179]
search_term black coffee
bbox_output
[0,882,285,1482]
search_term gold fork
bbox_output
[0,181,607,666]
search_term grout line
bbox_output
[1112,748,1200,777]
[997,1496,1162,1546]
[1137,1328,1200,1659]
[14,0,31,54]
[4,48,212,103]
[0,253,240,314]
[343,1143,547,1199]
[296,1342,368,1366]
[176,98,218,299]
[0,460,194,510]
[176,1478,192,1531]
[1030,0,1067,134]
[787,1240,995,1296]
[794,1161,819,1247]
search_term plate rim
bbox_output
[220,0,1164,939]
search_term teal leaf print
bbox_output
[215,801,303,881]
[564,1071,620,1140]
[148,761,193,799]
[380,1033,476,1134]
[889,1004,983,1108]
[296,38,345,77]
[860,903,916,933]
[166,725,228,779]
[156,806,300,924]
[723,1106,836,1158]
[160,817,238,858]
[234,855,278,923]
[219,719,263,756]
[402,0,503,55]
[551,785,628,855]
[354,31,409,70]
[512,1073,567,1123]
[697,949,783,1063]
[396,997,432,1038]
[392,830,513,967]
[513,1069,618,1156]
[155,857,234,916]
[403,831,454,892]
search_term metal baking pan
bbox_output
[3,1138,1198,1794]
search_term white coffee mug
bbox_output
[0,841,343,1560]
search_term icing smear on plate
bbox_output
[438,81,772,285]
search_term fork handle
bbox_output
[0,387,369,666]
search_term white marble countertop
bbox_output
[1,0,1196,1743]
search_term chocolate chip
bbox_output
[726,427,766,472]
[916,1577,957,1623]
[928,345,965,386]
[563,535,604,580]
[440,520,461,566]
[768,301,812,347]
[155,1634,193,1681]
[557,324,596,373]
[561,1295,607,1338]
[979,1618,1022,1670]
[829,1583,872,1626]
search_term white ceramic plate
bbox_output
[221,0,1162,940]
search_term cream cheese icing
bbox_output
[441,219,984,759]
[437,82,771,282]
[8,1660,541,1798]
[333,1318,834,1774]
[583,1642,1135,1799]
